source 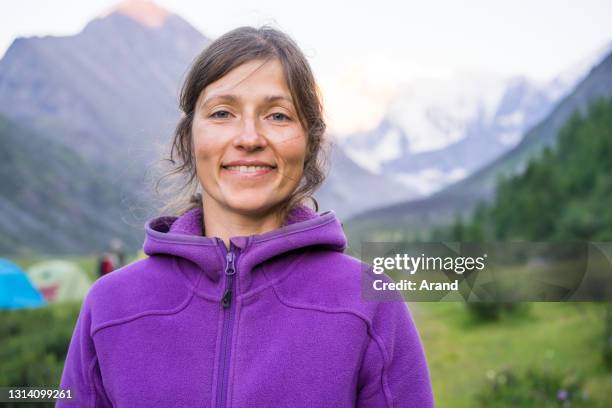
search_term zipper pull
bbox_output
[222,289,232,308]
[225,251,236,275]
[221,250,236,309]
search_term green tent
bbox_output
[27,260,92,303]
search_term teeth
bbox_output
[225,165,274,173]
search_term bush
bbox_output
[0,302,80,407]
[604,303,612,370]
[466,301,524,321]
[476,366,594,407]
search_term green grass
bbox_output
[410,302,612,407]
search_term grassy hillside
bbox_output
[413,302,611,407]
[0,114,144,255]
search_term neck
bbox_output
[201,198,284,250]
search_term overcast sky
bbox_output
[1,0,612,133]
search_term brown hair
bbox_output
[154,25,329,225]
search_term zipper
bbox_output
[217,240,237,408]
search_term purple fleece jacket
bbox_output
[57,205,434,407]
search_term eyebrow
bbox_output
[201,93,294,108]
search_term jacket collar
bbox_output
[143,204,347,294]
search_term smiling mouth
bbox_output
[221,165,277,174]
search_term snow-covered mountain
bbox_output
[546,40,612,101]
[340,41,612,197]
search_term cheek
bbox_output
[193,138,215,163]
[279,138,308,184]
[192,123,223,164]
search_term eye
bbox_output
[210,110,231,119]
[269,112,291,121]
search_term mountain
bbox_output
[545,40,612,101]
[448,96,612,243]
[344,49,612,241]
[340,42,612,197]
[340,73,557,197]
[0,0,210,177]
[0,113,142,255]
[317,142,418,219]
[0,0,410,254]
[0,1,212,254]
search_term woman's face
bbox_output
[192,58,307,217]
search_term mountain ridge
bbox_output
[340,41,612,196]
[345,49,612,241]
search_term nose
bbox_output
[232,115,268,151]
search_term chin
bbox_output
[225,199,279,216]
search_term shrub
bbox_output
[604,303,612,370]
[0,302,80,407]
[476,366,594,407]
[466,301,523,321]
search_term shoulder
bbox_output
[274,248,409,325]
[84,255,193,332]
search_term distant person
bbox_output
[96,253,115,278]
[57,26,434,407]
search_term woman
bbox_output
[58,26,434,407]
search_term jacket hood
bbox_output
[143,205,347,293]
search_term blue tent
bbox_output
[0,258,47,309]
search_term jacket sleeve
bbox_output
[356,300,434,408]
[56,288,112,407]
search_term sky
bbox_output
[1,0,612,134]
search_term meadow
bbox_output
[412,301,611,407]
